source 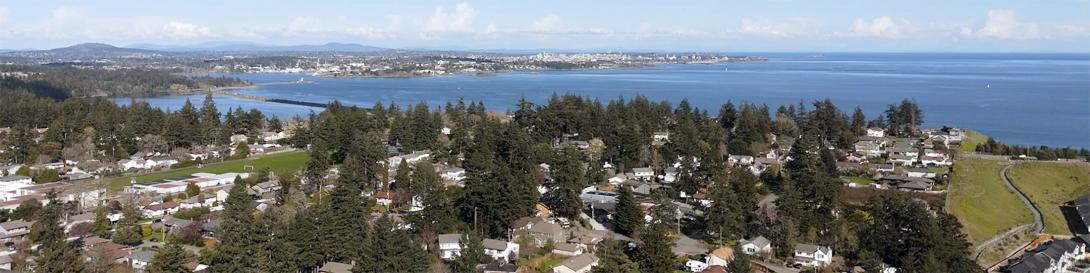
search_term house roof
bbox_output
[131,251,155,262]
[0,219,30,230]
[0,175,30,182]
[82,236,110,246]
[68,212,95,223]
[631,167,653,173]
[558,253,598,271]
[741,236,771,248]
[529,222,564,236]
[438,233,462,245]
[1004,237,1085,273]
[319,261,354,273]
[795,243,831,255]
[700,265,728,273]
[482,238,509,251]
[554,243,581,252]
[710,247,734,260]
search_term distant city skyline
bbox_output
[1,1,1088,52]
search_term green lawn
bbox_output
[842,176,874,185]
[105,150,309,192]
[960,130,988,153]
[947,158,1033,245]
[1008,162,1090,235]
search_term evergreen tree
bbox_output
[321,155,372,263]
[112,203,143,246]
[637,222,675,273]
[550,148,586,219]
[31,193,87,273]
[355,214,430,273]
[209,176,258,272]
[410,161,440,197]
[728,245,754,273]
[704,175,742,243]
[147,243,193,273]
[718,100,737,133]
[592,239,640,273]
[91,205,111,238]
[303,149,330,194]
[288,207,324,272]
[391,161,411,191]
[851,106,866,136]
[255,212,298,273]
[185,183,200,199]
[613,187,643,236]
[199,94,221,145]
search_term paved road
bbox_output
[753,259,801,273]
[672,234,709,256]
[971,163,1044,261]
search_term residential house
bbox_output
[440,167,466,182]
[652,132,670,143]
[143,201,180,218]
[879,175,935,191]
[0,165,22,177]
[706,247,734,267]
[64,212,95,232]
[129,251,156,271]
[553,253,599,273]
[230,134,248,144]
[483,238,520,262]
[621,180,651,195]
[607,174,627,185]
[836,162,865,174]
[1064,195,1090,234]
[729,155,755,166]
[872,164,895,174]
[739,236,773,255]
[866,127,886,138]
[854,141,882,157]
[1001,235,1090,273]
[793,244,833,267]
[552,243,585,257]
[528,222,566,247]
[889,154,917,166]
[906,168,937,178]
[629,167,655,181]
[0,176,32,185]
[249,181,281,196]
[438,233,463,260]
[319,262,354,273]
[921,156,952,166]
[0,220,31,241]
[662,167,678,183]
[567,234,603,252]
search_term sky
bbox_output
[0,1,1088,52]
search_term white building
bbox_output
[739,236,773,255]
[629,167,655,181]
[483,238,520,262]
[128,172,249,194]
[793,244,833,267]
[866,127,886,138]
[438,233,463,260]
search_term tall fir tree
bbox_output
[147,243,193,273]
[613,186,643,236]
[637,222,676,273]
[31,193,87,273]
[209,176,258,272]
[354,214,430,273]
[91,204,111,238]
[550,147,586,219]
[592,239,640,273]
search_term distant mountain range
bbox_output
[127,42,388,52]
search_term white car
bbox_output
[685,259,708,272]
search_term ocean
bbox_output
[113,53,1090,148]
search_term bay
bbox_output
[114,52,1090,148]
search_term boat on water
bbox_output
[296,77,308,84]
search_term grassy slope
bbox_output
[106,150,308,192]
[1008,162,1090,235]
[960,130,988,153]
[947,158,1033,244]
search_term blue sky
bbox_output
[0,1,1087,52]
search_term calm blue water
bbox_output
[114,53,1090,148]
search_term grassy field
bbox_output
[105,150,309,192]
[960,130,989,153]
[947,158,1033,244]
[1008,162,1090,235]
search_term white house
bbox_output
[553,253,598,273]
[438,233,463,260]
[629,167,655,181]
[854,141,883,157]
[706,247,734,267]
[866,127,886,138]
[906,168,937,179]
[0,176,32,185]
[739,236,773,255]
[440,167,466,182]
[483,238,520,262]
[129,251,155,271]
[921,156,952,166]
[728,155,755,166]
[662,167,678,183]
[793,244,833,267]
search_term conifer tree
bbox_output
[209,176,257,272]
[147,243,193,273]
[637,222,675,273]
[32,193,87,273]
[451,233,487,273]
[592,239,640,273]
[91,204,111,238]
[550,147,586,219]
[355,214,430,273]
[613,186,643,236]
[728,245,754,273]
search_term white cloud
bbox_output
[963,10,1040,39]
[52,6,82,21]
[530,15,561,32]
[846,16,905,38]
[162,21,211,39]
[739,18,821,37]
[423,2,476,32]
[0,7,9,24]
